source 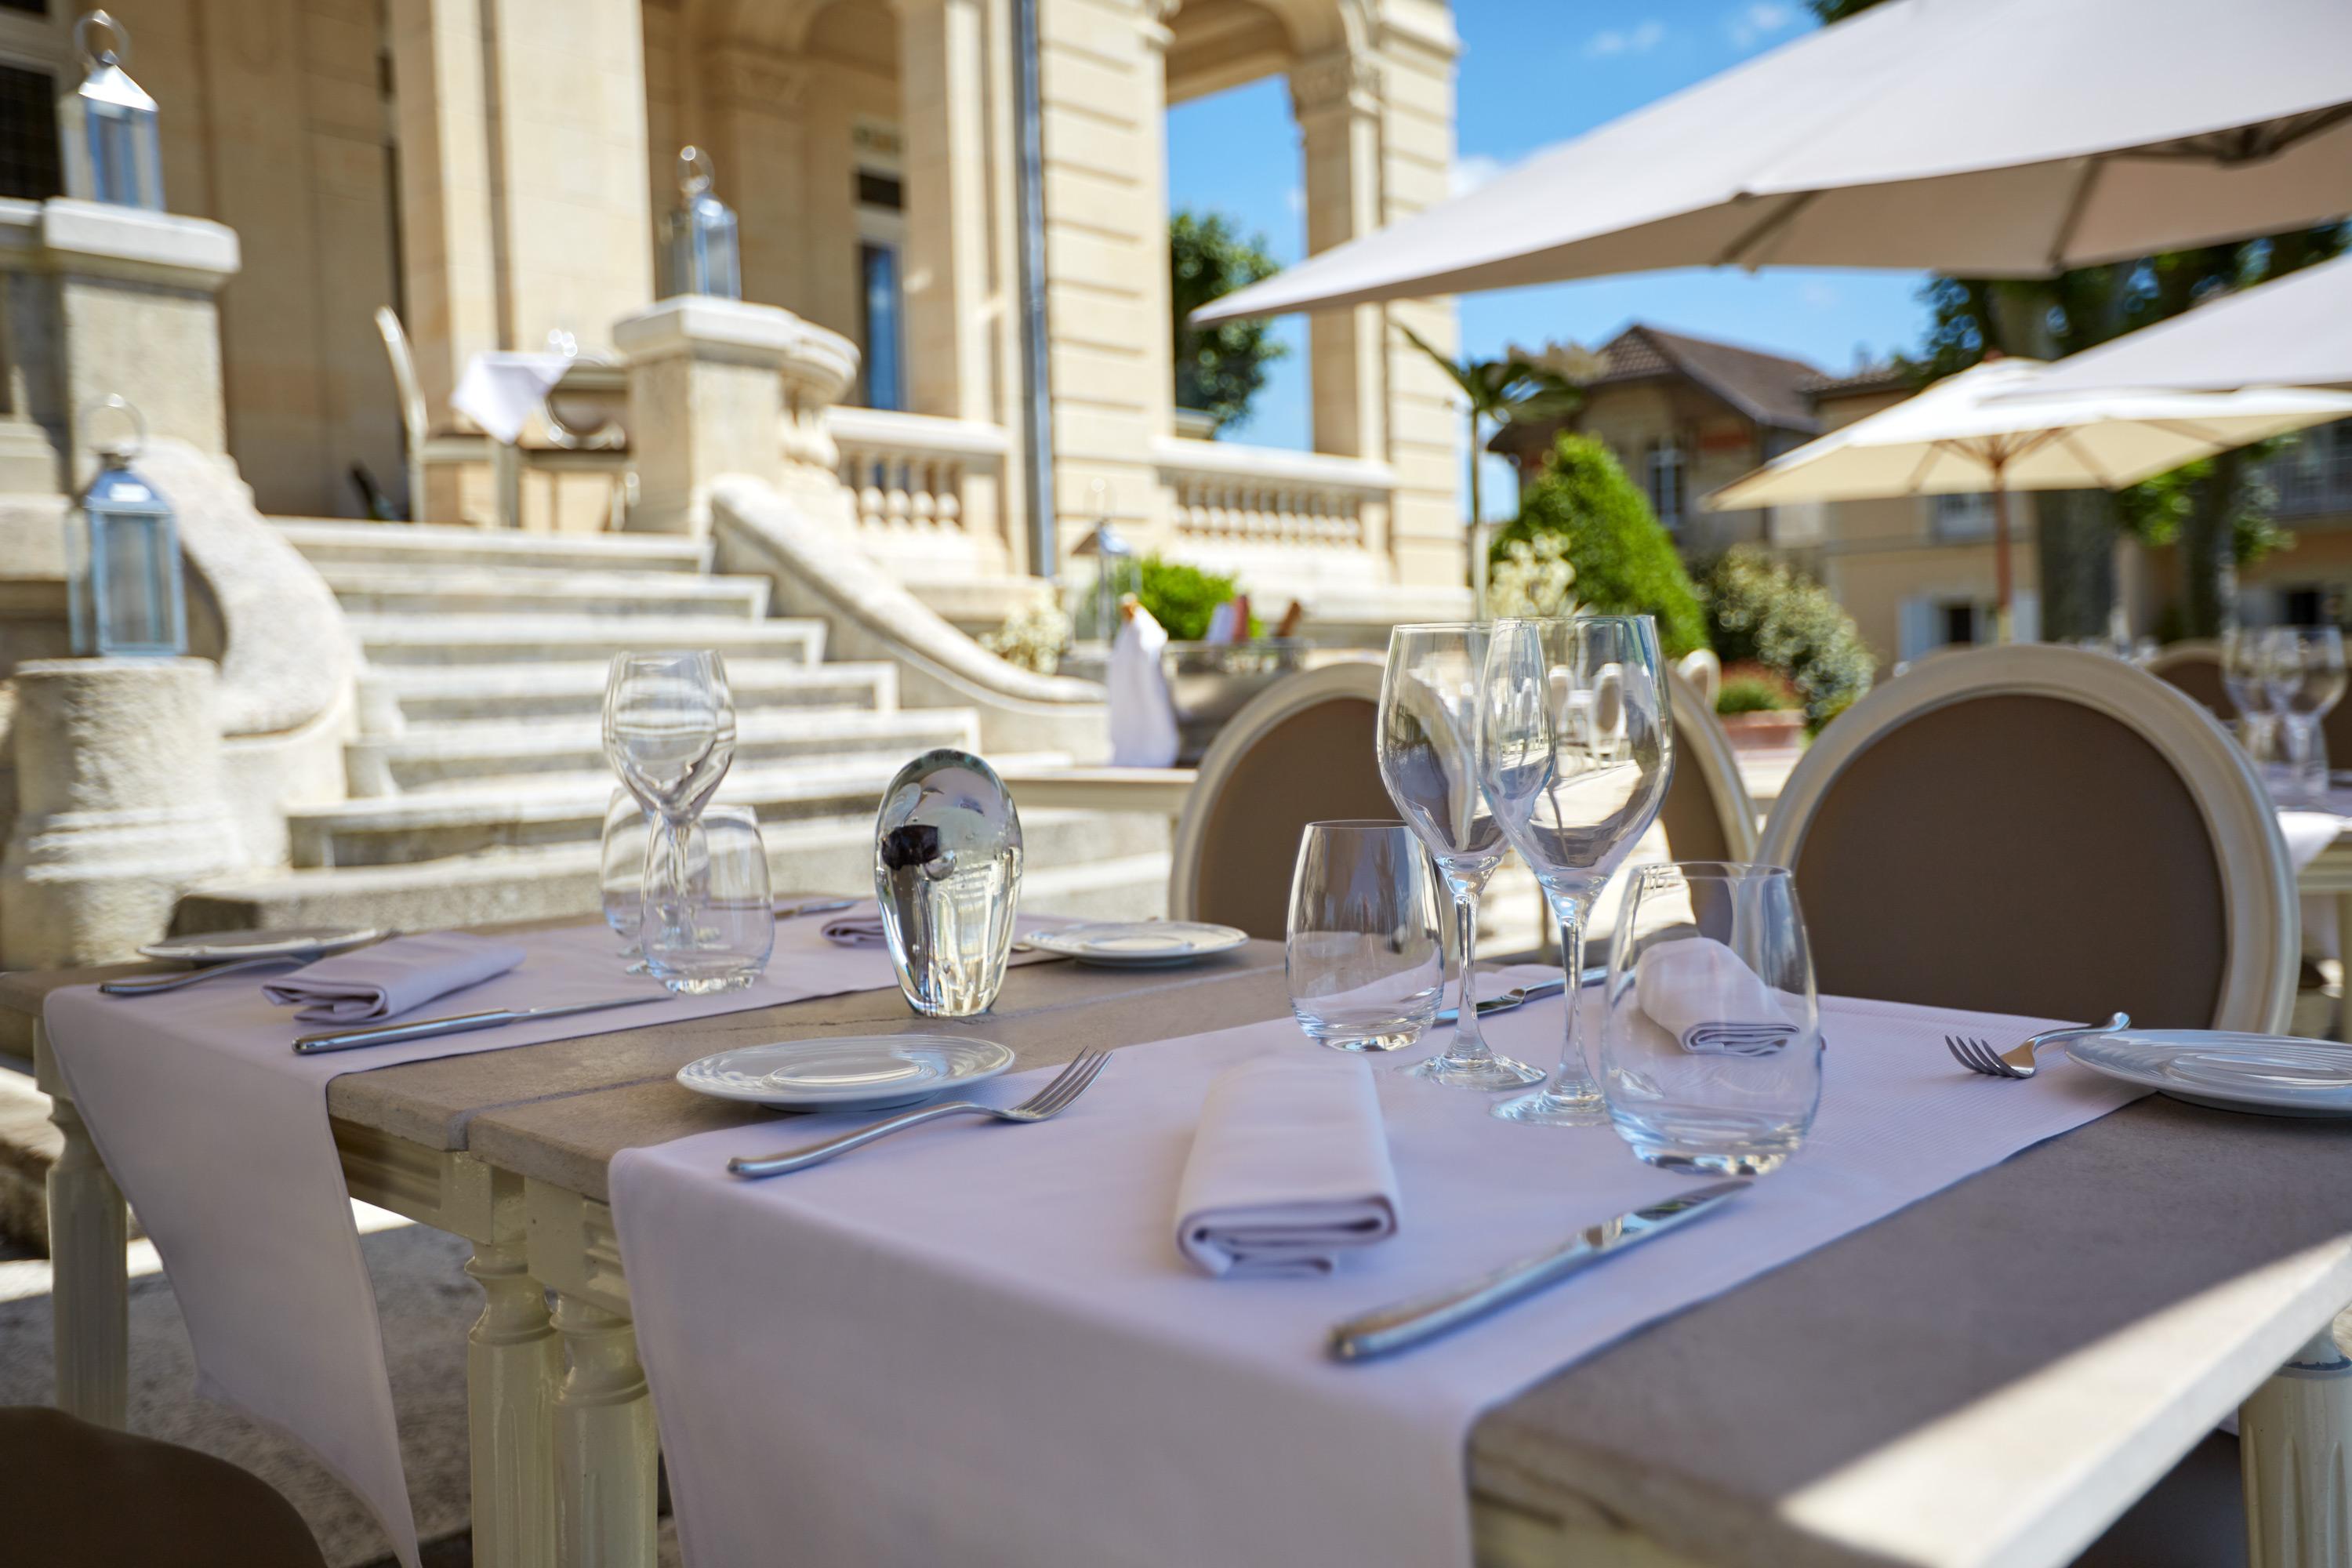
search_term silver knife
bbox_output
[1432,965,1604,1026]
[292,993,670,1055]
[1327,1179,1750,1363]
[774,897,857,921]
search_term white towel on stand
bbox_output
[1108,607,1180,768]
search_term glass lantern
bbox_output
[67,397,185,658]
[659,147,741,301]
[1070,517,1141,648]
[60,11,164,212]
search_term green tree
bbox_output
[1490,434,1710,659]
[1398,325,1586,607]
[1698,549,1875,729]
[1170,212,1287,432]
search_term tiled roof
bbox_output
[1585,324,1827,434]
[1804,364,1913,399]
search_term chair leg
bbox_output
[467,1237,559,1568]
[2239,1322,2352,1567]
[553,1293,659,1568]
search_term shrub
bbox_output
[980,593,1072,676]
[1483,531,1578,619]
[1715,663,1800,714]
[1697,547,1875,728]
[1490,434,1709,658]
[1137,554,1240,642]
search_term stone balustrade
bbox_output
[827,406,1013,581]
[1151,434,1394,553]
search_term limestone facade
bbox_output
[28,0,1468,621]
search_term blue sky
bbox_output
[1166,0,1934,517]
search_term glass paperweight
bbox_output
[876,748,1023,1017]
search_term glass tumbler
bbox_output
[1600,862,1820,1176]
[1285,821,1443,1052]
[641,805,775,994]
[600,787,652,973]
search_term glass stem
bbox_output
[1443,887,1494,1069]
[1545,901,1602,1106]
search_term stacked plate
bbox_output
[678,1036,1015,1112]
[2066,1028,2352,1118]
[1019,921,1247,968]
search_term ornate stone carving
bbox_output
[703,45,809,114]
[1290,48,1383,120]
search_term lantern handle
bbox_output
[74,9,129,71]
[677,145,715,199]
[82,394,145,463]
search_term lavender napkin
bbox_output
[1636,936,1801,1056]
[1174,1054,1399,1278]
[262,931,526,1024]
[820,913,887,948]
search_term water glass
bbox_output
[1600,862,1820,1176]
[641,806,774,994]
[1286,821,1443,1052]
[2221,627,2281,770]
[2263,626,2347,806]
[602,650,737,822]
[600,787,652,973]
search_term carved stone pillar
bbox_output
[899,0,996,422]
[1292,48,1388,461]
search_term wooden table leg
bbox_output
[36,1025,128,1428]
[553,1294,659,1568]
[2239,1323,2352,1567]
[2333,893,2352,1044]
[467,1236,559,1568]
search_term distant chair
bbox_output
[2147,638,2233,724]
[1757,644,2292,1031]
[1169,662,1395,940]
[1675,647,1722,710]
[375,306,492,524]
[1660,666,1760,862]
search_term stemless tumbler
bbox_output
[600,786,653,972]
[641,805,774,993]
[1600,862,1821,1175]
[1286,821,1444,1052]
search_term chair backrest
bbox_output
[1168,660,1396,940]
[1755,644,2292,1033]
[2147,638,2234,723]
[1675,647,1722,709]
[374,306,430,450]
[1658,666,1761,862]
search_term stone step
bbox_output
[272,517,712,574]
[182,808,1173,933]
[370,659,899,724]
[287,750,1072,867]
[346,613,826,667]
[315,564,771,620]
[348,707,982,795]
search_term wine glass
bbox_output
[1285,821,1444,1052]
[1377,626,1544,1088]
[600,787,653,973]
[2220,627,2281,771]
[604,652,737,959]
[2263,626,2347,806]
[1476,615,1675,1126]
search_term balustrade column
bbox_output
[1292,49,1389,462]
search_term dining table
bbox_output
[9,914,2352,1568]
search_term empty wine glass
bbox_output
[600,787,652,973]
[641,806,774,993]
[2263,626,2347,806]
[1600,862,1820,1175]
[1286,821,1444,1052]
[604,652,737,960]
[1377,624,1544,1089]
[2221,627,2281,771]
[1477,615,1675,1127]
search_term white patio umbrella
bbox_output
[1192,0,2352,325]
[1706,358,2352,633]
[2018,252,2352,396]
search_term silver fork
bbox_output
[1945,1012,2128,1080]
[727,1048,1112,1178]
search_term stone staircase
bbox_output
[178,521,1169,932]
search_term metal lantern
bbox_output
[659,147,740,300]
[60,12,164,211]
[67,397,185,657]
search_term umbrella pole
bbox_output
[1991,460,2014,643]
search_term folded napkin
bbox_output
[262,932,526,1025]
[1635,937,1799,1056]
[821,913,887,948]
[1174,1055,1399,1278]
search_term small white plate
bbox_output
[676,1035,1016,1112]
[140,927,387,964]
[2066,1029,2352,1118]
[1020,920,1248,967]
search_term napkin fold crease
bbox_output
[1636,936,1801,1055]
[261,932,525,1024]
[1174,1054,1399,1277]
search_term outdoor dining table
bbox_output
[9,920,2352,1568]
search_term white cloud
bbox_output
[1451,154,1504,198]
[1727,2,1797,48]
[1802,281,1840,310]
[1284,185,1305,216]
[1584,19,1667,57]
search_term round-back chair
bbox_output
[2147,638,2234,723]
[1756,644,2293,1032]
[1659,666,1761,862]
[1168,661,1395,939]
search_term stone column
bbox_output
[0,659,240,969]
[699,49,810,313]
[612,297,857,537]
[899,0,996,423]
[1292,48,1389,462]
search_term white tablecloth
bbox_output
[43,911,1065,1568]
[610,982,2143,1568]
[2278,808,2352,959]
[450,351,572,444]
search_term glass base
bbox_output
[1491,1083,1610,1127]
[1624,1142,1793,1178]
[659,972,756,995]
[1313,1029,1424,1054]
[1402,1051,1546,1088]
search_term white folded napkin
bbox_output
[1174,1054,1399,1278]
[821,914,887,948]
[1635,937,1800,1056]
[261,931,525,1024]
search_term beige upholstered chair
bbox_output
[1674,647,1722,710]
[1756,644,2294,1032]
[0,1406,329,1566]
[1169,661,1396,940]
[1659,666,1760,862]
[2147,638,2234,723]
[375,306,492,523]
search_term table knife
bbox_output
[1327,1179,1751,1363]
[774,897,857,921]
[292,993,669,1055]
[1432,965,1605,1026]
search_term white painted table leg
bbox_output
[2239,1324,2352,1567]
[45,1083,129,1427]
[553,1293,659,1568]
[467,1236,559,1568]
[2333,893,2352,1044]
